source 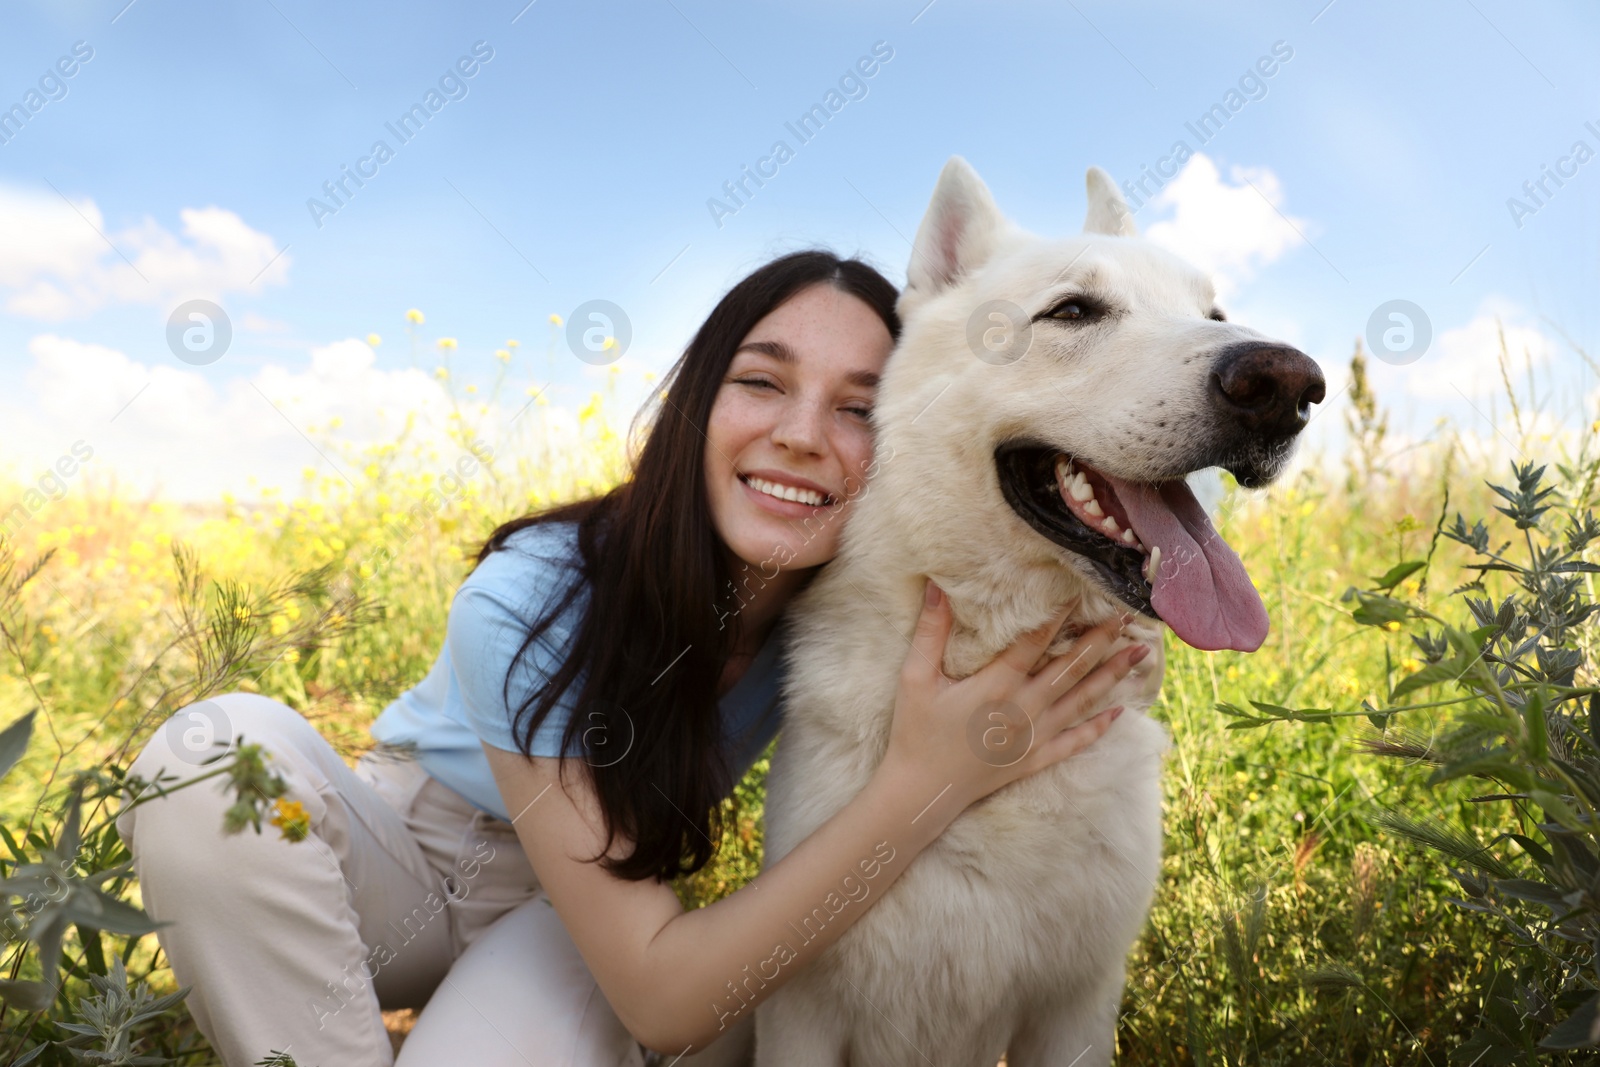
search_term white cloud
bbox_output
[1395,299,1555,399]
[0,184,289,319]
[1142,154,1308,301]
[8,336,445,499]
[1,334,630,501]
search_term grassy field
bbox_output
[0,341,1584,1064]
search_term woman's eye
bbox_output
[734,377,778,391]
[844,406,874,420]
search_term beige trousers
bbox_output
[115,693,754,1067]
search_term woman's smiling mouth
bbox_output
[738,470,837,512]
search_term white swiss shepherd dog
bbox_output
[750,157,1325,1066]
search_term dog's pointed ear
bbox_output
[1083,167,1137,237]
[904,157,1006,305]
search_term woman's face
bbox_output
[704,282,896,577]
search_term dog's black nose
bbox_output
[1209,343,1326,438]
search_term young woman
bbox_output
[115,250,1149,1067]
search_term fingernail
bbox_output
[1129,644,1150,665]
[925,579,942,607]
[1108,705,1125,721]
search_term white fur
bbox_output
[751,158,1288,1067]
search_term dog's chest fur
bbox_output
[763,539,1168,1028]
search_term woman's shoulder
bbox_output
[469,518,581,577]
[457,519,588,620]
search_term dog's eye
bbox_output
[1208,308,1227,322]
[1045,299,1101,322]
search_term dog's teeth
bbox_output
[1070,474,1094,503]
[1121,528,1137,544]
[1055,457,1070,482]
[1084,498,1104,517]
[1103,516,1120,535]
[1148,545,1162,578]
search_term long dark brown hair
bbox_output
[478,250,901,882]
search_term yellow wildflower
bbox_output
[270,798,312,842]
[435,367,449,380]
[367,333,382,348]
[507,338,520,348]
[495,349,512,363]
[406,309,425,324]
[548,314,562,327]
[438,337,458,351]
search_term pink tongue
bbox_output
[1105,476,1269,652]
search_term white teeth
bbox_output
[747,476,824,506]
[1070,475,1093,503]
[1147,545,1161,579]
[1121,528,1137,544]
[1084,498,1104,517]
[1103,516,1120,535]
[1055,457,1073,482]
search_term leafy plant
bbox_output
[1236,460,1600,1058]
[0,539,376,1065]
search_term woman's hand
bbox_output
[879,577,1150,812]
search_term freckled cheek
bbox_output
[706,398,770,464]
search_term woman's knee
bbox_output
[117,694,314,856]
[127,693,324,783]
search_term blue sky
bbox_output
[3,0,1598,498]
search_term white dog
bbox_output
[752,158,1324,1066]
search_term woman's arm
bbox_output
[485,581,1148,1055]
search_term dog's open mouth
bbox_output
[995,442,1270,653]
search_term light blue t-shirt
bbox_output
[368,521,787,822]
